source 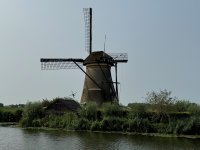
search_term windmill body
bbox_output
[40,8,128,105]
[81,51,117,105]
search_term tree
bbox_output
[0,103,3,107]
[146,89,175,122]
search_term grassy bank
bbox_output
[2,90,200,136]
[21,127,200,139]
[19,97,200,136]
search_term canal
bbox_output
[0,126,199,150]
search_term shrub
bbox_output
[100,117,125,131]
[0,108,23,122]
[165,122,176,134]
[169,112,190,120]
[42,99,50,107]
[42,114,65,128]
[76,118,91,130]
[121,121,129,132]
[187,103,200,116]
[32,119,42,127]
[128,103,147,115]
[101,103,123,117]
[174,119,188,134]
[20,117,29,127]
[62,112,79,130]
[126,117,154,133]
[20,102,44,127]
[182,116,200,135]
[154,123,168,133]
[14,109,23,122]
[78,102,98,121]
[90,121,101,131]
[174,100,190,112]
[128,105,149,119]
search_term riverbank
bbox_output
[0,122,18,126]
[20,126,200,139]
[1,120,200,139]
[19,97,200,136]
[2,91,200,137]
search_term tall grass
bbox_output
[20,102,44,127]
[18,97,200,135]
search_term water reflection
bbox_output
[22,129,82,150]
[0,127,199,150]
[73,132,200,150]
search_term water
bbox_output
[0,126,200,150]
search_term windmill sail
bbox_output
[83,8,92,54]
[108,53,128,63]
[41,58,84,70]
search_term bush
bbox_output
[78,102,98,121]
[62,112,79,130]
[187,103,200,116]
[129,111,152,121]
[42,99,50,107]
[181,116,200,135]
[48,115,63,128]
[32,119,42,127]
[101,103,123,117]
[27,113,79,129]
[0,108,23,122]
[76,118,91,130]
[128,103,147,114]
[100,117,125,131]
[127,117,154,133]
[154,123,168,133]
[90,121,101,131]
[14,109,23,121]
[169,112,190,120]
[20,102,44,127]
[174,119,188,134]
[174,100,190,112]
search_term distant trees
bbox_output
[0,107,23,122]
[0,103,3,107]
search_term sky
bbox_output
[0,0,200,105]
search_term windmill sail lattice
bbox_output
[108,53,128,63]
[40,8,128,105]
[83,8,92,54]
[41,58,84,70]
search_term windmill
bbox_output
[40,8,128,105]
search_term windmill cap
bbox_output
[83,51,114,66]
